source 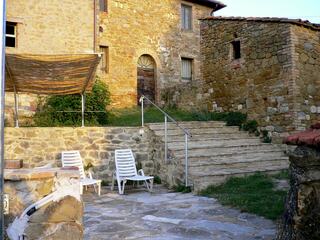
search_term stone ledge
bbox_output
[284,123,320,147]
[4,167,80,181]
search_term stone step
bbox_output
[153,127,241,137]
[189,158,289,176]
[162,133,252,142]
[168,138,261,149]
[192,166,289,192]
[173,144,286,157]
[148,121,226,131]
[181,152,289,167]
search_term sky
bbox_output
[216,0,320,24]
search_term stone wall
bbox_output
[199,18,320,136]
[292,25,320,130]
[4,168,83,239]
[5,127,157,181]
[98,0,212,107]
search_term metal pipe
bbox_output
[14,90,18,128]
[164,115,168,162]
[93,0,97,53]
[141,95,191,137]
[81,94,85,127]
[185,133,189,187]
[140,96,144,127]
[0,1,6,238]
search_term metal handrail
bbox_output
[139,95,192,137]
[139,95,191,187]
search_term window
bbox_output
[232,40,241,60]
[181,4,192,30]
[99,0,108,12]
[99,46,109,73]
[181,58,193,81]
[6,22,16,48]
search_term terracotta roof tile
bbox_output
[284,124,320,147]
[201,16,320,31]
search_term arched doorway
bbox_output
[137,54,156,105]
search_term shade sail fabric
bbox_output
[5,54,101,95]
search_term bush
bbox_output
[261,130,272,143]
[224,112,247,126]
[242,120,258,133]
[33,78,111,126]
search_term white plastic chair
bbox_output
[61,151,101,195]
[112,149,154,195]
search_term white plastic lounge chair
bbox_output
[112,149,154,195]
[61,151,101,195]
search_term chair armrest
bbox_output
[138,169,145,176]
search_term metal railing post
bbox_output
[81,94,85,127]
[0,1,6,238]
[164,115,168,162]
[185,133,189,187]
[140,96,144,127]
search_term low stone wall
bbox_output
[5,127,157,182]
[4,168,83,239]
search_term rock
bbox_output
[29,196,83,223]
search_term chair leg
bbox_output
[121,180,127,195]
[80,183,83,195]
[117,179,122,195]
[98,182,101,196]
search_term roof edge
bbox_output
[184,0,226,11]
[200,16,320,31]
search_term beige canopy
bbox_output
[5,53,101,95]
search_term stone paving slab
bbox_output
[83,186,276,240]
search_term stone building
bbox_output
[200,17,320,136]
[5,0,225,124]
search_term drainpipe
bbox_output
[93,0,97,53]
[0,1,6,239]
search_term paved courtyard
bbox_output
[83,186,276,240]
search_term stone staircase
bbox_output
[147,121,289,191]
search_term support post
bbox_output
[185,133,188,187]
[13,90,18,128]
[140,96,144,127]
[81,94,85,127]
[0,0,6,238]
[165,115,168,162]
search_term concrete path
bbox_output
[83,186,276,240]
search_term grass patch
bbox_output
[173,184,192,193]
[199,173,288,220]
[108,107,247,127]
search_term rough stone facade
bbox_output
[98,0,213,107]
[200,17,320,136]
[4,168,83,239]
[4,127,158,181]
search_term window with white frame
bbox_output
[6,22,16,48]
[99,46,109,73]
[181,4,192,30]
[181,58,193,81]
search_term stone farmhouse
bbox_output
[5,0,225,124]
[5,0,320,135]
